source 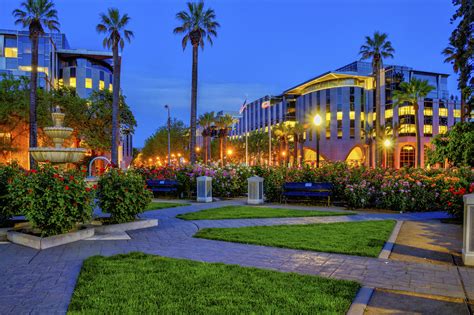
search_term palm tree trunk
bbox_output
[190,45,199,164]
[293,134,298,166]
[111,43,121,167]
[203,134,207,164]
[29,32,39,169]
[414,103,421,168]
[219,136,223,166]
[299,140,304,166]
[374,61,382,168]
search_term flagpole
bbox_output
[245,107,249,166]
[268,97,272,166]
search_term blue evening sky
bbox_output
[0,0,459,147]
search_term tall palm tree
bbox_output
[198,111,215,164]
[215,114,234,165]
[96,8,134,167]
[173,1,220,164]
[13,0,59,169]
[360,31,395,168]
[393,78,434,168]
[273,123,291,165]
[292,122,306,166]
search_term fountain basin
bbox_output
[30,148,87,163]
[44,127,74,139]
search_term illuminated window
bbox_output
[325,113,331,139]
[336,112,343,120]
[399,106,415,116]
[109,83,113,92]
[4,47,18,58]
[423,108,433,116]
[57,78,63,88]
[439,125,448,134]
[400,145,415,168]
[453,109,461,118]
[0,132,12,146]
[69,77,76,88]
[423,125,432,135]
[349,111,355,120]
[385,109,393,119]
[439,108,448,117]
[399,124,416,136]
[85,78,92,89]
[99,80,105,90]
[18,65,48,75]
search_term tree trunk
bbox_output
[190,45,199,164]
[374,60,382,168]
[414,102,421,168]
[29,32,39,169]
[293,134,298,166]
[299,140,304,166]
[111,43,121,167]
[219,136,223,166]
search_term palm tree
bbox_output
[214,114,234,165]
[292,122,306,166]
[248,131,267,165]
[359,31,395,168]
[173,1,220,164]
[13,0,59,169]
[273,123,291,165]
[96,8,134,167]
[393,78,434,168]
[198,111,215,164]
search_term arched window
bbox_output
[400,145,415,168]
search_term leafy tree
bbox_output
[173,1,220,164]
[393,78,435,167]
[96,8,134,166]
[141,119,189,162]
[214,114,234,165]
[248,131,268,165]
[13,0,60,168]
[292,122,306,166]
[427,122,474,167]
[198,111,215,164]
[443,0,473,121]
[82,90,136,153]
[359,31,395,167]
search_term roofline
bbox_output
[282,71,332,95]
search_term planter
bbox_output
[94,219,158,234]
[7,228,94,250]
[0,227,10,241]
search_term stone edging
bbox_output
[347,286,375,315]
[378,220,403,259]
[7,228,94,250]
[94,219,158,234]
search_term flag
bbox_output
[239,98,247,114]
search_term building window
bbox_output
[109,83,113,92]
[439,108,448,117]
[350,120,355,139]
[400,145,415,168]
[99,80,105,90]
[69,77,76,88]
[325,112,331,139]
[85,78,92,89]
[0,132,12,146]
[439,125,448,134]
[4,47,18,58]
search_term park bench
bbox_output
[282,182,333,206]
[146,179,180,198]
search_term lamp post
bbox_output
[164,105,171,166]
[383,138,392,168]
[313,113,322,168]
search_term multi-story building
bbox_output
[0,29,133,169]
[233,61,461,168]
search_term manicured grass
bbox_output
[68,252,360,314]
[196,220,396,257]
[145,201,189,211]
[176,205,355,220]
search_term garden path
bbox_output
[0,200,472,314]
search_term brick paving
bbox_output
[0,200,472,314]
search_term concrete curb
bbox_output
[379,220,403,259]
[7,228,94,250]
[94,219,158,234]
[347,286,375,315]
[0,227,10,241]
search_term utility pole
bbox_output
[165,105,171,166]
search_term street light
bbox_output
[383,139,392,168]
[164,105,171,166]
[313,113,322,168]
[227,148,233,156]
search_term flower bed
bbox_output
[134,163,474,218]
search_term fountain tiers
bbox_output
[30,110,86,164]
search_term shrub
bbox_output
[8,164,93,236]
[0,163,23,224]
[98,168,152,223]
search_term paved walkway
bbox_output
[0,200,472,314]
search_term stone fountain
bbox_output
[29,107,86,164]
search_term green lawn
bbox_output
[177,205,355,220]
[145,201,189,211]
[68,252,359,314]
[196,220,396,257]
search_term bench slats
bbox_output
[282,182,333,205]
